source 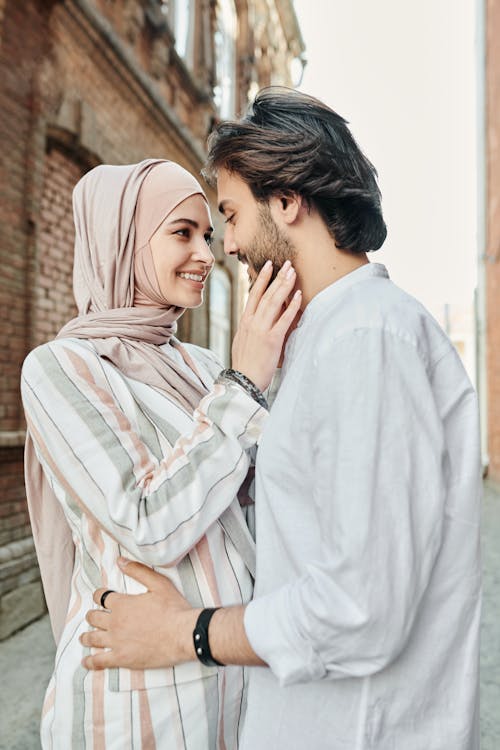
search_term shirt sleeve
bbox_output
[244,327,447,685]
[21,340,267,567]
[264,368,282,409]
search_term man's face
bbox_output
[217,169,296,287]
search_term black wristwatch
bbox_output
[193,608,225,667]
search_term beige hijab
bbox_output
[58,158,210,409]
[25,159,212,642]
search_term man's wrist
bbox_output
[205,605,267,667]
[193,608,225,667]
[172,604,266,668]
[168,607,202,664]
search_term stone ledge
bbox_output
[0,553,38,586]
[0,537,35,564]
[0,581,46,640]
[0,430,26,447]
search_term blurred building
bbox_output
[0,0,304,637]
[485,0,500,482]
[435,303,476,387]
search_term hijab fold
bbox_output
[58,158,209,410]
[25,159,212,642]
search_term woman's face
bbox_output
[149,194,215,308]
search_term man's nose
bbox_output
[223,227,238,256]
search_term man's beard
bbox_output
[243,202,297,287]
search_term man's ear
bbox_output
[269,193,302,225]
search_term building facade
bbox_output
[486,0,500,482]
[0,0,304,637]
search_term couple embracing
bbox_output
[22,88,481,750]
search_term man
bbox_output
[82,88,481,749]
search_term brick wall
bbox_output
[0,0,304,638]
[0,1,197,639]
[0,446,46,638]
[0,0,220,639]
[32,148,81,347]
[0,449,31,548]
[0,0,48,434]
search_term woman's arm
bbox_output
[22,261,300,568]
[22,339,266,567]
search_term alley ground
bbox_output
[1,482,499,749]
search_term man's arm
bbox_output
[83,328,455,679]
[242,327,452,685]
[81,557,264,670]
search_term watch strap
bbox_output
[193,607,225,667]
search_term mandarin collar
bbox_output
[296,262,389,329]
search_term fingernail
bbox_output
[286,266,296,280]
[264,259,272,270]
[282,260,291,273]
[294,289,302,299]
[118,556,130,567]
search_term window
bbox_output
[209,265,232,367]
[214,0,237,118]
[161,0,195,68]
[174,0,194,62]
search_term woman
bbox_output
[21,159,297,749]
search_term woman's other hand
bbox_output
[231,260,302,392]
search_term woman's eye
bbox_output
[175,228,190,238]
[205,234,214,246]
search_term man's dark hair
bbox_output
[204,87,387,253]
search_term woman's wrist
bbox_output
[216,369,268,410]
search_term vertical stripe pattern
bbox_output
[22,339,262,749]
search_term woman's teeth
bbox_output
[178,272,203,282]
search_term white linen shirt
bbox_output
[242,263,481,750]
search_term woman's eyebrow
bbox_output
[168,218,214,232]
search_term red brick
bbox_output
[0,0,302,630]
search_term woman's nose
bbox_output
[194,237,215,265]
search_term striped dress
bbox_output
[21,338,266,750]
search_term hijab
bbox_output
[25,159,213,641]
[58,158,210,410]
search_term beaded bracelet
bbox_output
[216,368,269,410]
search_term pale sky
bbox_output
[293,0,478,321]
